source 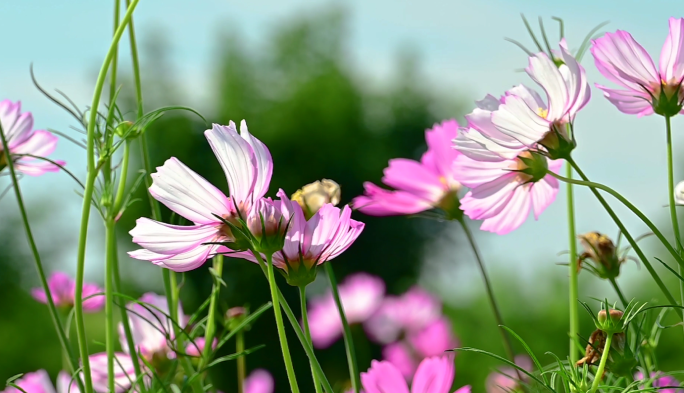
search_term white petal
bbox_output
[492,95,550,146]
[239,120,273,200]
[205,122,257,204]
[526,53,569,120]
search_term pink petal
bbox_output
[453,154,510,189]
[0,100,34,147]
[304,204,342,260]
[307,293,343,348]
[408,317,459,358]
[56,371,79,393]
[336,273,385,323]
[453,386,471,393]
[526,52,568,120]
[661,18,684,83]
[459,173,519,221]
[353,182,433,216]
[4,370,55,393]
[205,122,258,205]
[591,30,658,91]
[81,282,105,312]
[492,94,549,147]
[130,218,219,255]
[320,205,365,262]
[185,337,218,357]
[129,245,218,272]
[595,84,653,116]
[88,353,144,393]
[478,183,532,235]
[361,360,411,393]
[425,120,460,186]
[382,158,445,203]
[411,354,455,393]
[530,174,559,220]
[150,158,230,225]
[238,120,273,200]
[11,130,58,156]
[245,369,274,393]
[558,41,592,117]
[383,342,418,381]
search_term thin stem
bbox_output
[557,160,681,315]
[105,219,117,393]
[608,277,628,309]
[0,124,82,391]
[200,255,224,368]
[459,220,522,375]
[74,3,140,390]
[299,286,323,393]
[566,164,580,363]
[665,116,684,319]
[265,253,300,393]
[113,141,130,213]
[169,271,202,393]
[249,251,333,393]
[237,330,246,393]
[588,332,613,393]
[324,263,361,393]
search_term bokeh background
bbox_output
[2,1,684,392]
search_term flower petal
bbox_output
[425,120,460,186]
[130,218,220,255]
[453,151,511,189]
[558,40,591,117]
[595,84,653,116]
[361,360,411,393]
[661,18,684,83]
[530,174,559,220]
[382,158,445,202]
[0,100,34,147]
[526,52,568,120]
[459,173,519,221]
[129,243,219,272]
[479,183,532,235]
[591,30,658,90]
[411,354,456,393]
[245,370,274,393]
[353,182,433,216]
[150,157,230,225]
[492,94,549,147]
[239,120,273,200]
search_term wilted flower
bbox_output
[0,100,64,176]
[307,273,385,348]
[578,232,625,279]
[31,272,104,312]
[129,121,272,271]
[245,369,275,393]
[591,18,684,117]
[292,179,341,219]
[453,89,563,235]
[353,120,462,219]
[361,353,470,393]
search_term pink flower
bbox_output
[88,353,145,393]
[237,191,364,286]
[453,88,563,235]
[382,342,419,380]
[119,293,186,361]
[307,273,385,348]
[56,372,79,393]
[361,354,469,393]
[635,372,683,393]
[490,40,590,150]
[407,317,459,358]
[353,120,461,217]
[245,369,274,393]
[186,337,218,357]
[591,18,684,117]
[31,272,104,312]
[129,120,273,272]
[1,370,55,393]
[365,286,442,344]
[0,100,64,176]
[486,355,533,393]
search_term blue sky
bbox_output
[1,0,683,301]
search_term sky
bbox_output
[1,0,683,303]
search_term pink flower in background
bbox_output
[1,370,55,393]
[308,273,385,348]
[591,18,684,117]
[408,317,459,358]
[382,342,419,380]
[361,354,469,393]
[453,88,563,235]
[56,372,79,393]
[88,353,145,393]
[486,355,533,393]
[353,120,461,216]
[491,40,590,148]
[0,100,64,176]
[635,372,683,393]
[129,121,272,272]
[119,293,186,361]
[245,369,275,393]
[186,337,218,357]
[31,272,104,312]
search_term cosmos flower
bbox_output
[0,100,64,176]
[307,273,385,348]
[31,272,104,312]
[353,120,461,217]
[361,354,470,393]
[635,372,683,393]
[591,18,684,117]
[245,369,275,393]
[1,370,59,393]
[129,121,272,271]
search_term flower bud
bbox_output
[115,121,134,138]
[578,232,622,279]
[247,198,288,254]
[291,179,341,219]
[596,309,624,334]
[227,306,250,331]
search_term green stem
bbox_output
[265,254,300,393]
[566,164,580,363]
[105,219,117,393]
[249,251,332,393]
[113,141,130,213]
[459,220,519,364]
[0,125,82,392]
[169,270,202,393]
[555,160,681,314]
[237,330,246,393]
[200,255,224,368]
[608,277,628,309]
[324,263,360,393]
[73,3,140,390]
[665,116,684,318]
[299,286,323,393]
[588,332,613,393]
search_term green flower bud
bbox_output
[596,309,624,334]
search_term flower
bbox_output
[186,337,218,357]
[245,369,275,393]
[382,342,418,380]
[361,354,470,393]
[486,355,532,393]
[676,180,684,205]
[0,100,64,176]
[31,272,104,312]
[129,120,272,272]
[490,40,590,157]
[236,190,364,286]
[453,88,563,235]
[635,372,683,393]
[88,353,143,393]
[307,273,385,348]
[407,317,459,358]
[292,179,342,219]
[119,293,186,363]
[353,120,461,218]
[2,370,56,393]
[591,18,684,117]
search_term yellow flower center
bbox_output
[537,107,549,119]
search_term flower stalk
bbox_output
[299,285,323,393]
[201,254,224,367]
[588,332,613,393]
[566,164,580,363]
[665,116,684,321]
